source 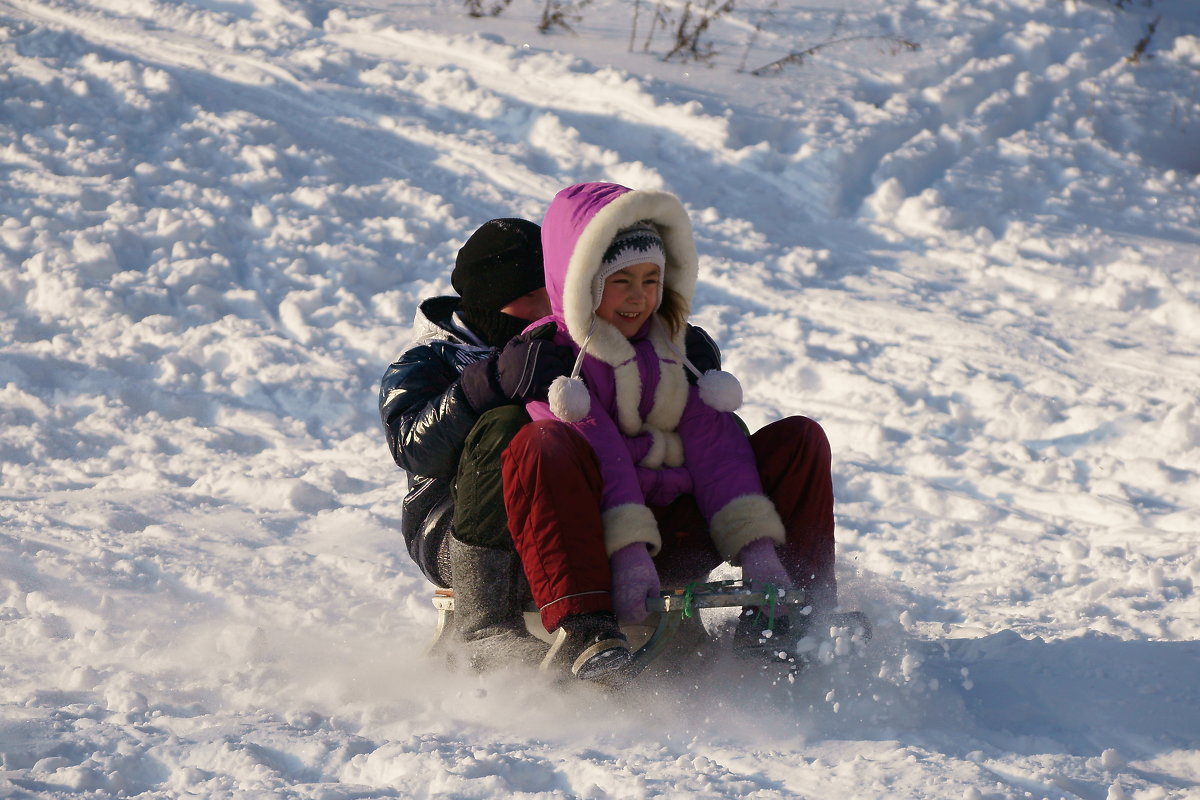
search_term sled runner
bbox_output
[430,580,871,678]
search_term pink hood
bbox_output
[540,182,699,363]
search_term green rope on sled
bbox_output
[680,579,740,619]
[762,583,780,632]
[678,580,780,631]
[681,582,699,619]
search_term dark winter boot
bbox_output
[449,536,550,671]
[541,611,631,682]
[732,607,812,667]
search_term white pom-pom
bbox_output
[697,369,742,412]
[549,375,591,422]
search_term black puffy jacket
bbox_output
[379,295,723,586]
[379,296,491,586]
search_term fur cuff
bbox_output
[709,494,786,562]
[601,503,662,557]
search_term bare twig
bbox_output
[738,0,779,73]
[663,2,695,60]
[463,0,511,17]
[643,1,671,52]
[538,0,592,34]
[750,34,919,76]
[1126,15,1160,62]
[629,0,641,52]
[663,0,735,64]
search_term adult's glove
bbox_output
[496,323,572,401]
[610,542,660,625]
[460,322,571,412]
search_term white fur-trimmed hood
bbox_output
[543,185,698,366]
[540,182,741,431]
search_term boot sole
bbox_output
[540,630,631,681]
[571,638,632,681]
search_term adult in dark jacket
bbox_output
[380,218,565,671]
[378,217,725,674]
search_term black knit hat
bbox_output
[452,218,545,347]
[452,218,544,312]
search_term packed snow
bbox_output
[1,0,1199,796]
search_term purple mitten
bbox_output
[738,537,791,590]
[610,542,660,625]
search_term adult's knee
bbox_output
[464,405,531,460]
[455,407,531,550]
[752,416,831,463]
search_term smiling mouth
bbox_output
[617,311,642,319]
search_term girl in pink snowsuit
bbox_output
[502,182,836,678]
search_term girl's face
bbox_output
[597,262,660,338]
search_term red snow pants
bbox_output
[501,416,837,632]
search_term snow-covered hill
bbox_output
[1,0,1199,796]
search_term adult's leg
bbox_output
[446,406,546,670]
[749,416,837,609]
[453,405,530,549]
[502,420,613,632]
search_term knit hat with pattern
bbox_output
[591,222,667,311]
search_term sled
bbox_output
[430,580,871,678]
